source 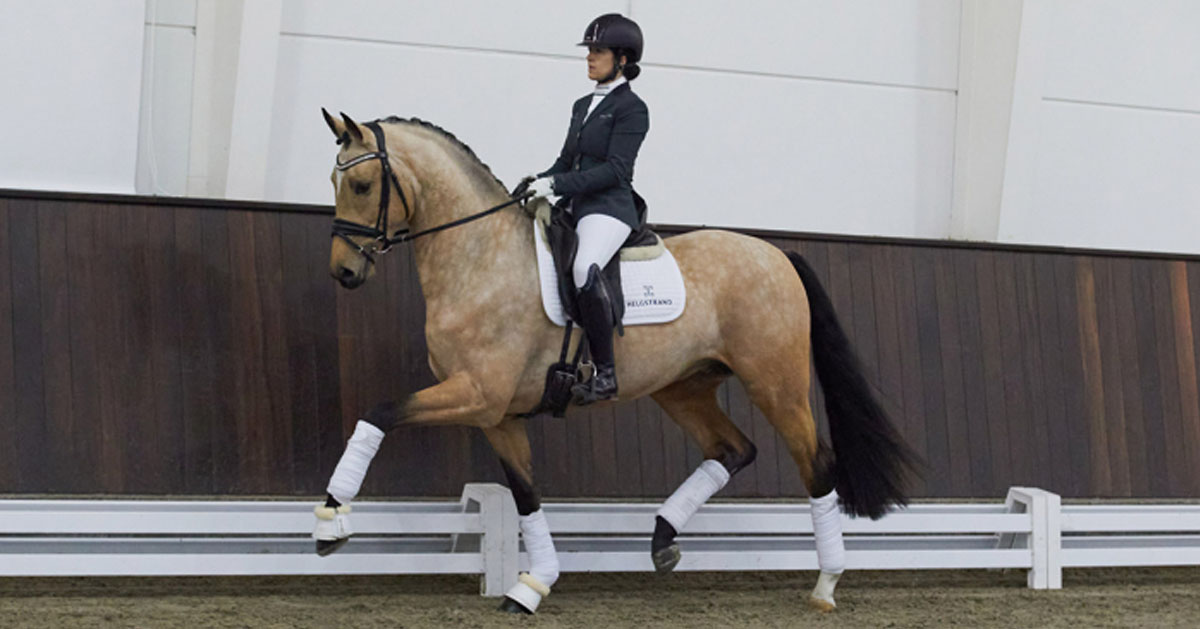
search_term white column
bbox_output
[996,0,1052,244]
[186,0,282,199]
[949,0,1025,242]
[224,0,283,200]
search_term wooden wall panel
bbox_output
[975,251,1012,496]
[1110,258,1150,495]
[8,199,48,492]
[1169,262,1200,495]
[4,190,1200,500]
[0,203,17,488]
[1189,261,1200,493]
[36,202,76,492]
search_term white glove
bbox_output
[528,176,556,199]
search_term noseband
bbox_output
[331,121,531,265]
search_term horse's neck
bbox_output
[404,151,534,314]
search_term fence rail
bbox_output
[3,485,1198,594]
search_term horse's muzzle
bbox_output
[333,266,365,289]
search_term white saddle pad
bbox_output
[534,219,686,327]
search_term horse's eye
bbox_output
[353,182,371,195]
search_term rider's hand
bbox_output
[528,176,556,199]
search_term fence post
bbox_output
[459,483,517,597]
[1045,491,1062,589]
[1028,489,1049,589]
[1004,487,1062,590]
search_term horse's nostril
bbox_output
[339,267,356,281]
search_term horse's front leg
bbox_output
[312,372,499,555]
[484,418,559,615]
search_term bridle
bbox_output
[331,121,531,264]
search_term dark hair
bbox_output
[615,48,641,80]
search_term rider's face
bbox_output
[587,46,623,83]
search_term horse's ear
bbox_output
[340,111,365,144]
[322,107,345,142]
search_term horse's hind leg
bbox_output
[732,355,844,612]
[483,417,559,615]
[650,368,757,573]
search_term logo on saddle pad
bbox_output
[534,219,686,327]
[626,283,673,309]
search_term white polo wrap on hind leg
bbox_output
[505,509,560,613]
[326,420,385,505]
[809,489,845,608]
[810,489,846,574]
[657,459,731,531]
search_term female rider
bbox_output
[527,13,649,405]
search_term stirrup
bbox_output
[576,359,595,383]
[572,385,616,405]
[572,366,617,405]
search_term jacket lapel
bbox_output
[572,97,589,131]
[582,82,629,128]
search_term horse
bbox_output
[313,109,919,614]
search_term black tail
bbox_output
[787,251,921,519]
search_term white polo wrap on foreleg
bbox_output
[326,420,385,505]
[810,489,846,575]
[505,509,559,613]
[657,459,731,531]
[520,509,560,588]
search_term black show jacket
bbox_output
[538,82,649,230]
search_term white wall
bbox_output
[0,0,146,194]
[7,1,1200,255]
[266,0,960,239]
[136,0,195,196]
[998,0,1200,253]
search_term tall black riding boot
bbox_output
[572,264,618,405]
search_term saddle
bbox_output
[524,197,670,419]
[535,200,665,329]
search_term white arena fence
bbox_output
[2,485,1198,595]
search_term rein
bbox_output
[332,121,531,264]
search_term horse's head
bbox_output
[322,108,415,289]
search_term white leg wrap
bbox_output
[520,510,560,587]
[504,509,559,613]
[811,489,846,575]
[326,421,385,505]
[657,460,731,532]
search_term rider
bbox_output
[526,13,649,405]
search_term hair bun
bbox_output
[623,62,641,81]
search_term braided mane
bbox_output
[377,116,506,191]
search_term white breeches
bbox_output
[573,213,631,288]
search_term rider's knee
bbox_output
[573,260,601,290]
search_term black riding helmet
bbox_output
[578,13,643,81]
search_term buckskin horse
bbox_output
[312,110,918,614]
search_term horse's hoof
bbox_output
[497,596,533,614]
[652,544,681,574]
[315,537,349,557]
[807,596,836,613]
